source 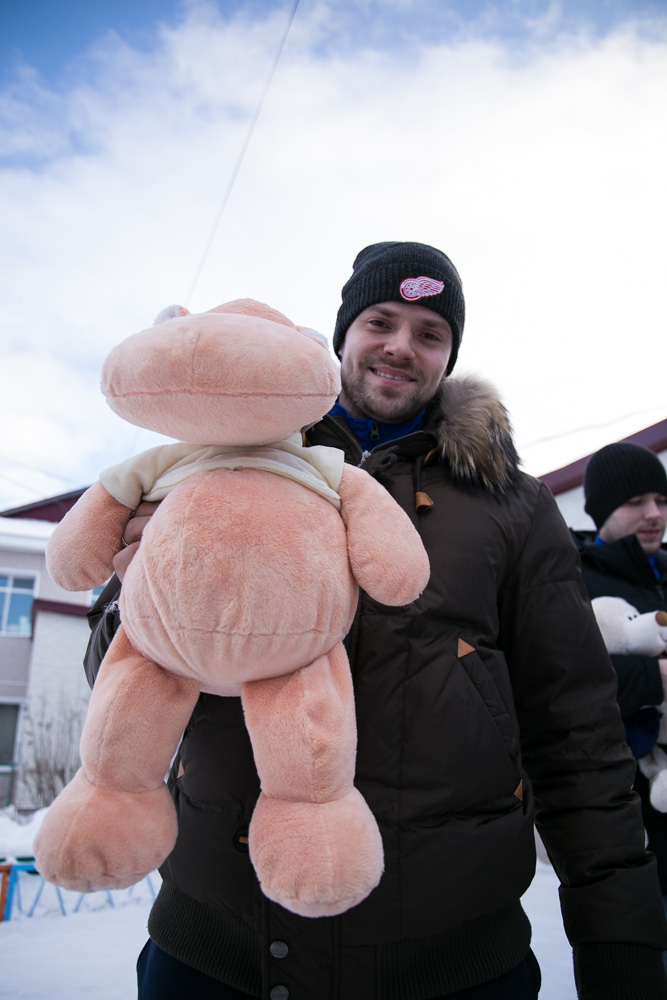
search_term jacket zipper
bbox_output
[319,414,433,469]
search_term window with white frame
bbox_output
[0,573,37,636]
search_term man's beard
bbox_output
[340,359,433,424]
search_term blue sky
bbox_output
[0,0,183,87]
[2,0,665,88]
[0,0,666,510]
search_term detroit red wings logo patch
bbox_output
[399,276,445,301]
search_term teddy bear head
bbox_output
[100,298,340,446]
[592,595,667,657]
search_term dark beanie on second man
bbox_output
[333,242,465,375]
[584,442,667,530]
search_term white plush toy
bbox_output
[592,596,667,812]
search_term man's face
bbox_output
[599,492,667,555]
[337,301,453,424]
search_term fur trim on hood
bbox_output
[429,374,520,493]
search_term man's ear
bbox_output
[153,304,191,326]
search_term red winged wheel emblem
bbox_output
[399,276,445,301]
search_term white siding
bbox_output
[13,609,91,810]
[28,610,92,709]
[0,518,95,809]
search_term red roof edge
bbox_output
[539,419,667,495]
[31,598,90,630]
[0,488,88,522]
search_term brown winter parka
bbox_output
[85,375,667,1000]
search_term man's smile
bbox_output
[368,365,416,383]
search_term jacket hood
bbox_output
[426,374,520,493]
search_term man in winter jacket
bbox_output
[85,242,667,1000]
[572,441,667,908]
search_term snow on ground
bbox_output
[0,808,47,859]
[523,863,577,998]
[0,808,576,998]
[0,879,154,999]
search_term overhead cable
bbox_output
[184,0,301,306]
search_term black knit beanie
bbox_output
[584,442,667,529]
[333,242,465,375]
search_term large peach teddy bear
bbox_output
[34,298,430,918]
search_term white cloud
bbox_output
[1,1,666,510]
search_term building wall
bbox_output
[0,547,91,605]
[13,610,91,810]
[0,517,96,810]
[554,486,594,531]
[28,610,92,710]
[0,637,33,700]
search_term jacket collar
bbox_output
[422,374,520,493]
[572,530,667,586]
[311,374,520,494]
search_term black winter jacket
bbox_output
[85,376,667,999]
[573,530,667,894]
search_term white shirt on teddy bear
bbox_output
[99,434,344,511]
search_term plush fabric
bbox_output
[45,480,133,591]
[592,596,667,812]
[34,299,429,917]
[592,596,667,658]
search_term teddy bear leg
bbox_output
[241,642,383,917]
[33,626,200,892]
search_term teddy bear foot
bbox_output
[33,767,178,892]
[249,787,384,917]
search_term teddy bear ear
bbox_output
[298,327,330,352]
[153,304,191,326]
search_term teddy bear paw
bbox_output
[33,768,178,892]
[249,787,384,917]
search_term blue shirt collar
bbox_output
[329,401,425,452]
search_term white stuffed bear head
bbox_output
[592,596,667,657]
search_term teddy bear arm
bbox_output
[46,481,134,591]
[338,463,430,606]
